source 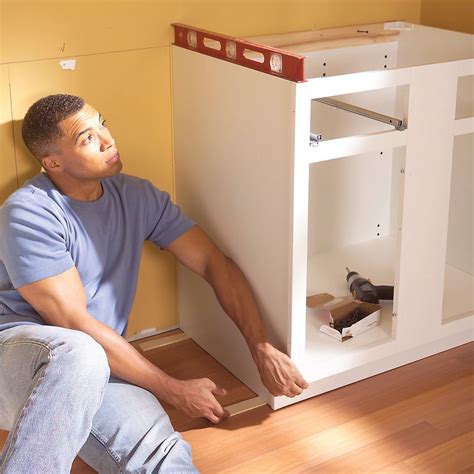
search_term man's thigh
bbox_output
[0,323,87,430]
[78,377,197,473]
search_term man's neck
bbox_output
[46,172,103,202]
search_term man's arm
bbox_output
[17,267,230,423]
[166,225,309,398]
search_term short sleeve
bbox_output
[143,181,195,248]
[0,199,74,288]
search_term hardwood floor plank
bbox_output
[457,465,474,474]
[376,461,417,473]
[403,432,474,473]
[294,422,447,472]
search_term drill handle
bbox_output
[374,285,394,301]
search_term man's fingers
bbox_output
[206,412,221,424]
[206,403,229,424]
[295,375,309,390]
[211,385,227,397]
[211,400,229,419]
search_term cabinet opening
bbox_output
[442,132,473,323]
[304,146,403,368]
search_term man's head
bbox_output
[22,94,122,180]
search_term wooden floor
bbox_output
[1,333,473,473]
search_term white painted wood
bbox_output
[288,82,311,366]
[305,235,397,383]
[305,59,472,100]
[307,235,397,300]
[308,152,394,256]
[397,24,474,68]
[226,397,267,416]
[396,62,458,350]
[172,24,474,411]
[442,264,474,322]
[454,118,474,136]
[138,333,190,352]
[308,129,407,163]
[445,133,473,277]
[273,329,473,409]
[306,68,410,99]
[307,41,401,257]
[172,45,295,407]
[304,42,398,79]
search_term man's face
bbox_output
[46,103,122,179]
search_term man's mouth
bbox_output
[106,152,120,164]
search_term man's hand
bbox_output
[162,378,230,424]
[251,342,309,398]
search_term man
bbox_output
[0,94,308,472]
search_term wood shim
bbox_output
[225,397,267,417]
[139,332,190,352]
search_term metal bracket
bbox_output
[313,97,407,131]
[309,132,323,146]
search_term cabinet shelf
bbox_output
[304,235,396,381]
[307,234,397,296]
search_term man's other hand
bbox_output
[164,378,230,424]
[251,343,309,398]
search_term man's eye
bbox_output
[101,119,107,128]
[83,134,93,144]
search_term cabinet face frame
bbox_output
[290,59,473,378]
[172,24,474,409]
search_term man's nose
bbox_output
[100,130,115,152]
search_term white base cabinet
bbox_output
[172,22,474,409]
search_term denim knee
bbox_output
[50,329,110,390]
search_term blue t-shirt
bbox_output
[0,172,195,335]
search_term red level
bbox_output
[172,23,306,83]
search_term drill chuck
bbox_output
[345,267,394,304]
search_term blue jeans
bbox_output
[0,324,198,473]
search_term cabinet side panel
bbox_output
[172,46,294,400]
[397,25,474,67]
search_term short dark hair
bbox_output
[22,94,85,159]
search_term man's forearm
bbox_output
[205,255,268,352]
[67,312,178,401]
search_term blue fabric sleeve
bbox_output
[0,198,74,288]
[142,180,195,248]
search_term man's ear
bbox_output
[41,155,62,172]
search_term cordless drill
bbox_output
[345,267,394,304]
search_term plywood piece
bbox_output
[8,48,178,336]
[248,23,399,54]
[0,65,17,204]
[226,397,266,417]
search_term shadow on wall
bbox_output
[0,119,42,204]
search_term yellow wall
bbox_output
[420,0,474,34]
[0,0,422,338]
